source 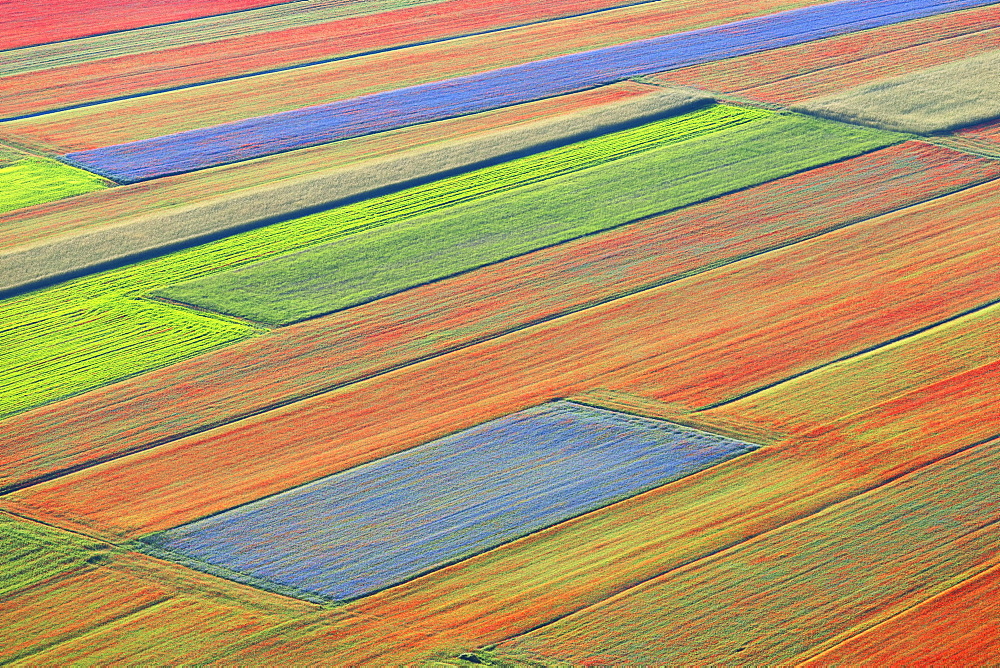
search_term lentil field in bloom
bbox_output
[3,0,1000,664]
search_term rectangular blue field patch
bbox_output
[142,400,758,601]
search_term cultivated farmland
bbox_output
[3,0,1000,663]
[0,88,704,295]
[0,0,299,51]
[60,0,968,180]
[795,51,1000,133]
[1,103,741,418]
[3,0,960,153]
[0,140,993,507]
[154,111,903,324]
[10,173,1000,540]
[654,3,1000,105]
[496,429,1000,664]
[957,115,1000,145]
[0,514,316,664]
[0,0,697,120]
[806,562,1000,664]
[145,401,756,601]
[0,82,658,253]
[0,0,450,77]
[0,0,828,152]
[0,153,108,214]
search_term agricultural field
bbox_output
[143,401,757,602]
[154,111,903,324]
[0,82,659,253]
[796,51,1000,133]
[3,0,1000,664]
[0,152,109,214]
[0,87,705,296]
[0,0,734,120]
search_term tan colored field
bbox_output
[795,51,1000,134]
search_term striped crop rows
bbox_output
[0,105,761,417]
[4,0,1000,662]
[0,142,990,498]
[61,0,985,181]
[155,111,903,324]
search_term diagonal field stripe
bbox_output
[62,0,997,182]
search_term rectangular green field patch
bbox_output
[155,112,907,325]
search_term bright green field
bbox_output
[0,105,762,418]
[0,156,109,215]
[156,112,907,325]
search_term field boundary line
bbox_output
[129,540,333,605]
[145,296,277,330]
[1,508,123,546]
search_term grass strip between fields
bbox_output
[0,156,109,215]
[0,104,752,419]
[156,112,908,325]
[794,50,1000,134]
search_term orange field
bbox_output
[808,562,1000,665]
[497,410,1000,664]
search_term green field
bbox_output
[0,156,109,214]
[0,105,762,418]
[156,113,907,325]
[0,298,257,419]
